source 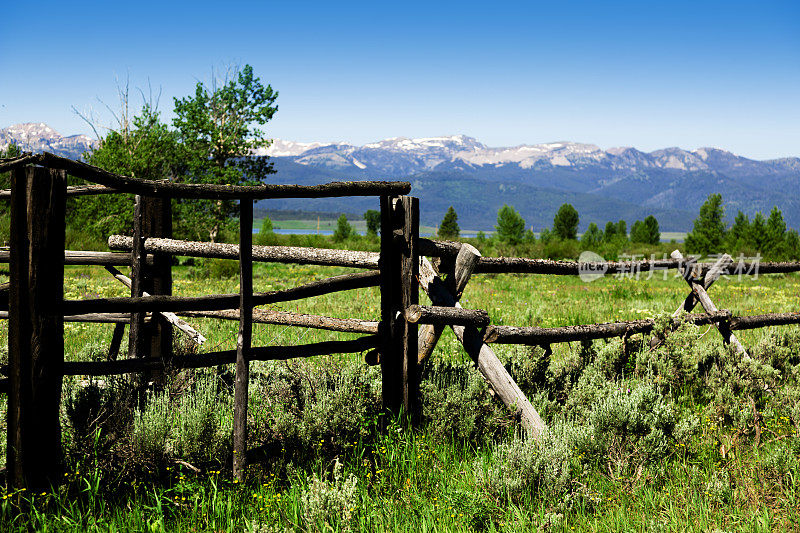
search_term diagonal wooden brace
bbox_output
[418,254,546,438]
[670,251,749,358]
[649,253,733,349]
[105,265,207,345]
[417,243,481,363]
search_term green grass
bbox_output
[0,263,798,531]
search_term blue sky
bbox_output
[1,0,798,159]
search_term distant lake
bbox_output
[254,228,484,238]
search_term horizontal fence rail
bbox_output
[61,271,380,314]
[0,250,145,266]
[480,312,800,344]
[0,336,381,378]
[0,153,411,199]
[179,308,380,335]
[108,235,380,269]
[0,311,141,324]
[404,304,490,327]
[483,311,731,344]
[0,184,117,199]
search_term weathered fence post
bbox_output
[8,166,66,491]
[233,199,253,480]
[671,250,749,358]
[379,196,419,421]
[129,196,173,362]
[144,197,173,361]
[129,195,147,360]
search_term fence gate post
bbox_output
[379,195,419,421]
[233,199,253,480]
[129,195,147,361]
[7,166,66,492]
[144,197,173,361]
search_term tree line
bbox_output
[685,193,800,259]
[432,195,799,260]
[436,203,661,247]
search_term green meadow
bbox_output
[0,258,799,531]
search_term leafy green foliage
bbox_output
[363,209,380,236]
[630,215,660,245]
[172,65,278,241]
[495,204,525,244]
[603,221,617,242]
[615,219,627,238]
[437,206,460,239]
[581,222,603,247]
[76,105,184,239]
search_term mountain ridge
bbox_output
[3,123,798,232]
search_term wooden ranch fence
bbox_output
[1,152,799,493]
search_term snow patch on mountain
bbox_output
[1,122,96,159]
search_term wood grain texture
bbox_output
[108,235,379,269]
[61,271,380,314]
[405,304,490,327]
[417,244,480,364]
[7,167,66,491]
[234,200,253,480]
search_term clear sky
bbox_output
[1,0,798,159]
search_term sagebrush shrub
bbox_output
[253,360,382,461]
[299,460,359,532]
[590,381,677,473]
[132,388,171,459]
[476,421,595,502]
[171,375,232,460]
[704,468,732,503]
[65,379,134,458]
[420,359,508,442]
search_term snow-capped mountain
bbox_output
[3,123,798,231]
[0,123,96,158]
[264,134,799,179]
[262,134,800,231]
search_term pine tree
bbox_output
[725,211,750,250]
[581,223,603,247]
[495,204,525,245]
[438,206,460,239]
[749,212,766,251]
[255,216,275,245]
[765,207,787,254]
[603,221,617,242]
[630,220,645,243]
[643,215,661,245]
[553,204,579,240]
[685,193,726,255]
[615,220,627,240]
[333,214,353,241]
